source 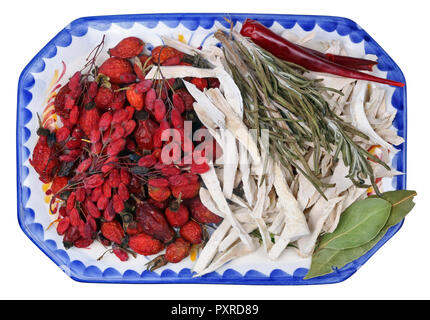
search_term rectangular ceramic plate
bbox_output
[17,13,407,285]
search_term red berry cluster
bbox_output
[30,36,223,266]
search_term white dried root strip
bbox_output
[269,162,310,260]
[350,80,395,151]
[297,196,345,257]
[268,202,285,235]
[200,162,255,249]
[219,222,257,252]
[239,144,256,206]
[273,163,309,239]
[221,130,239,199]
[146,65,219,80]
[229,194,250,209]
[195,239,259,277]
[199,187,224,217]
[205,88,262,168]
[192,102,223,146]
[250,183,273,252]
[193,220,231,274]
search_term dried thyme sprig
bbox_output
[215,30,390,197]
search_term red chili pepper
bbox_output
[298,46,378,71]
[240,19,404,87]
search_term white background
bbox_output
[1,0,429,300]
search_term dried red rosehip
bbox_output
[148,185,171,202]
[180,220,202,244]
[94,86,113,110]
[165,201,189,228]
[135,201,174,243]
[165,238,191,263]
[98,57,134,84]
[50,176,68,195]
[126,84,144,110]
[128,233,164,256]
[79,107,100,137]
[188,197,223,224]
[151,45,183,64]
[109,37,144,59]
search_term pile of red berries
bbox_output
[30,36,223,266]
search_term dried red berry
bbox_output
[188,197,223,224]
[69,207,81,227]
[109,37,144,59]
[107,138,126,157]
[94,86,113,110]
[165,238,191,263]
[136,79,153,93]
[112,109,128,125]
[57,217,70,235]
[66,192,76,211]
[90,129,101,143]
[98,57,134,84]
[85,199,101,218]
[123,119,136,136]
[79,107,100,137]
[125,221,143,236]
[128,233,164,256]
[135,118,158,151]
[126,84,144,110]
[175,88,195,111]
[112,194,125,213]
[165,202,189,228]
[118,183,130,201]
[137,155,156,168]
[120,168,131,184]
[97,195,109,211]
[171,178,200,199]
[50,176,68,195]
[148,178,169,188]
[111,124,125,141]
[29,136,58,183]
[75,187,86,202]
[135,202,174,243]
[55,127,70,143]
[76,158,92,173]
[103,200,116,221]
[180,220,202,244]
[208,77,220,89]
[83,174,104,189]
[151,46,183,64]
[153,99,166,122]
[113,248,129,262]
[190,77,208,91]
[74,238,94,248]
[144,88,156,113]
[101,221,125,245]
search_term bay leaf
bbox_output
[304,190,417,280]
[317,198,391,250]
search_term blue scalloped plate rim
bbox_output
[16,13,407,285]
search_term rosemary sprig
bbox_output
[215,30,389,197]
